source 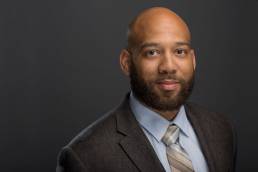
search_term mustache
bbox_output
[155,75,183,83]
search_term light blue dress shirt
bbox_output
[129,92,209,172]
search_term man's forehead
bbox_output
[127,7,191,50]
[137,41,191,52]
[140,41,191,48]
[134,26,191,49]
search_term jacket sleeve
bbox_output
[56,147,88,172]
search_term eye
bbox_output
[144,49,160,57]
[175,48,188,57]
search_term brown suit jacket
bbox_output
[56,94,237,172]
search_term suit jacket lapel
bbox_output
[115,96,165,172]
[185,103,217,172]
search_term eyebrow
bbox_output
[175,42,191,47]
[139,41,192,51]
[138,43,160,51]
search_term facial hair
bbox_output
[129,60,195,112]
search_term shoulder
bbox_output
[57,106,123,170]
[185,102,234,128]
[184,101,236,142]
[57,96,135,171]
[185,102,237,171]
[67,107,120,151]
[60,96,131,157]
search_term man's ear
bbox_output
[119,49,131,76]
[191,49,196,70]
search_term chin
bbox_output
[157,89,180,98]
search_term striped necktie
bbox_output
[162,124,194,172]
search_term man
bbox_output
[57,7,237,172]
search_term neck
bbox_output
[131,92,181,120]
[139,99,180,120]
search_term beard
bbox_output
[129,61,194,112]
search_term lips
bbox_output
[156,79,180,91]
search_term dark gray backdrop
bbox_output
[1,0,257,171]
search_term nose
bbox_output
[158,52,178,75]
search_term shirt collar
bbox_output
[129,92,191,142]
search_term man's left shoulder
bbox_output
[185,102,237,171]
[184,102,234,131]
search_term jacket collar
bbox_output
[115,93,166,172]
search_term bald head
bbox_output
[127,7,191,51]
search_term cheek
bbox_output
[177,61,195,78]
[139,62,158,79]
[139,58,159,72]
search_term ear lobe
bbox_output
[119,49,131,76]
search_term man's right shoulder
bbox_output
[56,107,120,172]
[56,96,134,171]
[67,107,119,149]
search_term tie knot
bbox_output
[162,124,180,146]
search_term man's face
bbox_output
[127,15,196,111]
